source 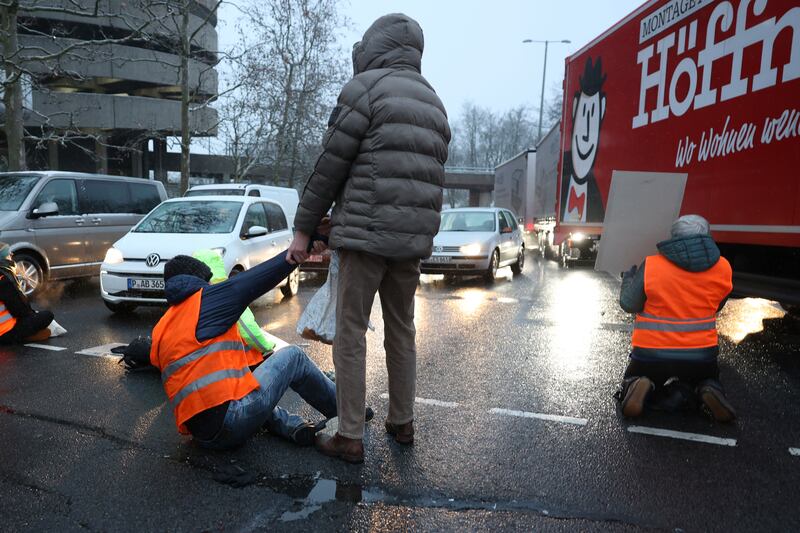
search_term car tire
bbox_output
[281,269,300,298]
[14,253,45,296]
[484,250,499,282]
[511,247,525,274]
[104,300,137,314]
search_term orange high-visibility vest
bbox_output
[151,290,260,434]
[0,301,17,337]
[632,254,732,350]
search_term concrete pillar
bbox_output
[153,138,167,183]
[47,141,59,170]
[142,140,151,179]
[131,145,143,178]
[95,137,108,174]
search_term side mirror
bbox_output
[501,227,513,234]
[244,225,268,239]
[30,201,59,219]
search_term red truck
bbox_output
[554,0,800,306]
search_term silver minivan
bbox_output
[0,172,167,294]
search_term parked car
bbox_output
[421,207,525,281]
[100,196,298,313]
[0,171,167,295]
[184,184,299,229]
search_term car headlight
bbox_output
[104,247,124,265]
[460,243,482,256]
[570,232,586,243]
[211,247,226,257]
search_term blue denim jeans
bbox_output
[195,345,336,450]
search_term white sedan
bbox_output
[421,207,525,281]
[100,196,298,313]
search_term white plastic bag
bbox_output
[296,251,375,345]
[48,319,67,337]
[296,251,339,344]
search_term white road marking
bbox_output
[790,448,800,456]
[24,343,67,351]
[75,343,126,358]
[379,393,459,408]
[489,407,588,426]
[627,426,737,447]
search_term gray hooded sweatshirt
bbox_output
[294,13,451,260]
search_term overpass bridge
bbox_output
[444,166,494,206]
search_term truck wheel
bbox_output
[511,247,525,274]
[281,269,300,298]
[104,300,136,314]
[484,250,499,282]
[14,253,45,296]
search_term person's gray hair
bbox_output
[671,214,710,238]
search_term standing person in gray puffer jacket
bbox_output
[287,13,450,464]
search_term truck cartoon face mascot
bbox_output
[561,56,606,223]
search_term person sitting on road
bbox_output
[616,215,736,422]
[150,244,372,450]
[192,249,275,359]
[0,242,55,345]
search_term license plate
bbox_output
[426,256,452,264]
[128,278,164,291]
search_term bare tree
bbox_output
[219,0,347,188]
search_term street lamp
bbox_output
[522,39,571,141]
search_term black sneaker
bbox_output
[365,407,374,422]
[290,420,327,447]
[622,377,653,418]
[698,383,737,422]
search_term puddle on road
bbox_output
[279,477,385,522]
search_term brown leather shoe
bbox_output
[385,419,414,445]
[315,432,364,464]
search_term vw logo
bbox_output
[434,246,443,253]
[145,253,161,267]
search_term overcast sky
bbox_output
[218,0,645,118]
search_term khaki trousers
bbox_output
[334,249,420,439]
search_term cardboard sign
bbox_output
[595,171,687,276]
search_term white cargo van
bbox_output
[185,184,299,229]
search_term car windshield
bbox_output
[134,201,242,233]
[0,174,40,211]
[184,189,245,197]
[439,211,496,232]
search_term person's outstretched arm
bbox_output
[288,78,371,263]
[196,252,295,341]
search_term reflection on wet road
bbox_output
[1,253,799,531]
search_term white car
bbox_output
[421,207,525,281]
[100,196,298,313]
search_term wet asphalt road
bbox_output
[1,253,799,532]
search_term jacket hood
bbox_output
[352,13,424,75]
[165,274,208,305]
[192,249,227,284]
[656,234,721,272]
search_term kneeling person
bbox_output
[617,215,736,422]
[151,252,336,449]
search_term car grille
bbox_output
[437,246,461,253]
